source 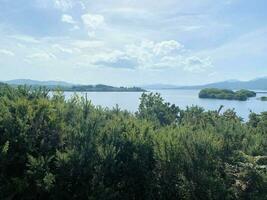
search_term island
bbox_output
[260,96,267,101]
[199,88,256,101]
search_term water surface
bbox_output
[61,90,267,121]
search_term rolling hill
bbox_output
[142,77,267,90]
[2,79,145,92]
[178,77,267,90]
[4,79,73,87]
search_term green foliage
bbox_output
[0,86,266,199]
[199,88,256,101]
[137,93,180,126]
[260,96,267,101]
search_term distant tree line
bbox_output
[67,84,146,92]
[199,88,256,101]
[7,83,146,92]
[0,84,266,199]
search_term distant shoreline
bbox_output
[61,90,146,92]
[3,83,146,93]
[50,86,146,92]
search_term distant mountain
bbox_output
[177,77,267,90]
[4,77,267,91]
[141,84,179,90]
[141,77,267,90]
[5,79,73,87]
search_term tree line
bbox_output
[15,84,146,92]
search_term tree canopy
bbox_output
[260,96,267,101]
[199,88,256,101]
[0,85,266,200]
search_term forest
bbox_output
[0,84,266,200]
[199,88,257,101]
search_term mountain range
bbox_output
[2,77,267,91]
[4,79,73,87]
[143,77,267,90]
[2,79,145,92]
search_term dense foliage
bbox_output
[199,88,256,101]
[260,96,267,101]
[0,85,266,200]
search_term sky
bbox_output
[0,0,267,86]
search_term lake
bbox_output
[61,90,267,121]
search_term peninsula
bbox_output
[3,79,146,92]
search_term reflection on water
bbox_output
[55,90,267,121]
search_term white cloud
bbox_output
[61,14,76,24]
[27,52,56,60]
[125,41,154,65]
[81,13,105,37]
[36,0,86,11]
[79,1,86,10]
[0,49,15,56]
[80,39,212,71]
[178,25,203,32]
[143,55,212,72]
[9,35,40,43]
[182,56,212,72]
[52,44,73,54]
[124,40,183,69]
[71,25,80,31]
[208,71,218,77]
[82,14,105,29]
[54,0,73,11]
[98,50,123,61]
[75,48,138,69]
[153,40,184,55]
[71,40,105,49]
[95,56,138,69]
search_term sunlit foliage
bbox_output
[0,85,266,199]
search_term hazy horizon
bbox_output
[2,76,267,88]
[0,0,267,85]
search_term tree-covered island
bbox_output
[260,96,267,101]
[199,88,256,101]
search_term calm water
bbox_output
[61,90,267,121]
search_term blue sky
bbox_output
[0,0,266,86]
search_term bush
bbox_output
[0,86,266,199]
